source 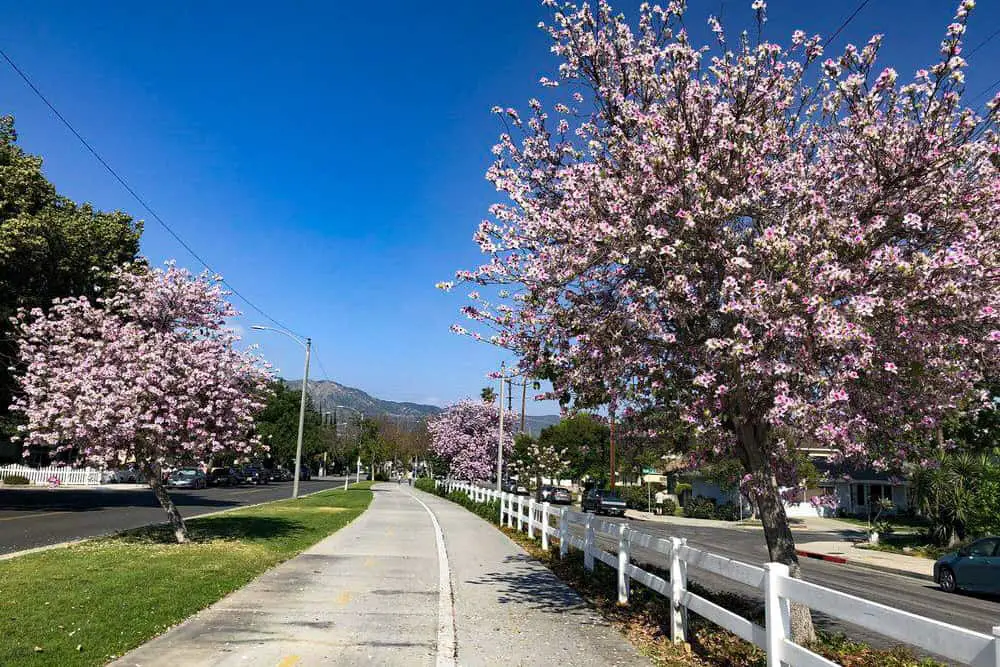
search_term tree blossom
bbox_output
[10,262,272,542]
[448,0,999,639]
[427,399,514,481]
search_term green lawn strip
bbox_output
[0,482,374,667]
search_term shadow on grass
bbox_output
[116,515,305,545]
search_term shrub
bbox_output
[373,472,389,482]
[1,474,30,485]
[715,502,740,521]
[674,482,692,496]
[414,478,437,494]
[619,485,652,511]
[684,495,717,519]
[660,498,677,516]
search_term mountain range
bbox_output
[284,379,560,435]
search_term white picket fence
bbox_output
[440,480,1000,667]
[0,464,103,486]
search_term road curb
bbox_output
[796,549,848,564]
[0,482,353,562]
[796,549,935,582]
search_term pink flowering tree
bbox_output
[448,0,999,638]
[10,263,272,542]
[427,400,514,481]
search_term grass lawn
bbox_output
[0,482,374,666]
[856,535,955,561]
[830,515,930,532]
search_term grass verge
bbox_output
[418,481,941,667]
[0,482,374,666]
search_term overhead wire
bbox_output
[824,0,872,47]
[0,46,305,339]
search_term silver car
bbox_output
[165,468,207,490]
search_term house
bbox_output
[677,459,913,519]
[810,461,912,518]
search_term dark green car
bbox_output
[934,537,1000,594]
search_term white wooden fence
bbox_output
[0,464,103,486]
[440,480,1000,667]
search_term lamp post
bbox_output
[251,325,311,499]
[335,405,364,484]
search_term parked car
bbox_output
[298,467,312,481]
[502,479,529,495]
[241,466,269,485]
[270,467,293,482]
[165,468,207,490]
[582,488,627,516]
[207,467,241,487]
[935,536,1000,594]
[546,486,573,505]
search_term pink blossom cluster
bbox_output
[809,494,839,510]
[448,0,999,477]
[10,263,273,469]
[427,399,515,480]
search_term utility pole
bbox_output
[496,361,505,491]
[609,408,616,490]
[520,379,527,434]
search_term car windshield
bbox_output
[600,492,621,500]
[171,470,197,478]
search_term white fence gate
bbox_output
[440,480,1000,667]
[0,464,103,486]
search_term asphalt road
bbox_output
[580,514,1000,660]
[0,477,352,556]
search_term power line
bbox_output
[0,47,303,338]
[969,75,1000,106]
[967,26,1000,58]
[824,0,872,47]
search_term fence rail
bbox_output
[0,464,103,486]
[439,479,1000,667]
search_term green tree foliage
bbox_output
[480,386,496,403]
[0,116,142,456]
[537,413,609,482]
[254,382,326,469]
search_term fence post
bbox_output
[527,498,536,539]
[541,502,550,550]
[517,495,524,532]
[559,508,569,559]
[669,536,688,643]
[618,522,631,604]
[584,513,595,571]
[499,492,507,527]
[993,626,1000,667]
[764,562,791,667]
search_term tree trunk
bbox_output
[755,477,815,642]
[142,462,189,543]
[733,410,816,644]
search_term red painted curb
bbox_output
[796,549,848,565]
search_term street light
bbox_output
[335,405,364,484]
[251,325,311,499]
[493,362,529,492]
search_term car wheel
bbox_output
[939,567,958,593]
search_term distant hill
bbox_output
[284,379,560,435]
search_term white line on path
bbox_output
[407,488,457,667]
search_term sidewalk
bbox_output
[796,540,935,581]
[113,483,649,666]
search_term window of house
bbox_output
[855,484,866,506]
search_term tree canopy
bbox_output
[448,0,999,640]
[0,116,142,455]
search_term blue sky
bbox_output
[3,1,999,413]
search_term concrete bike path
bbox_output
[409,485,648,667]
